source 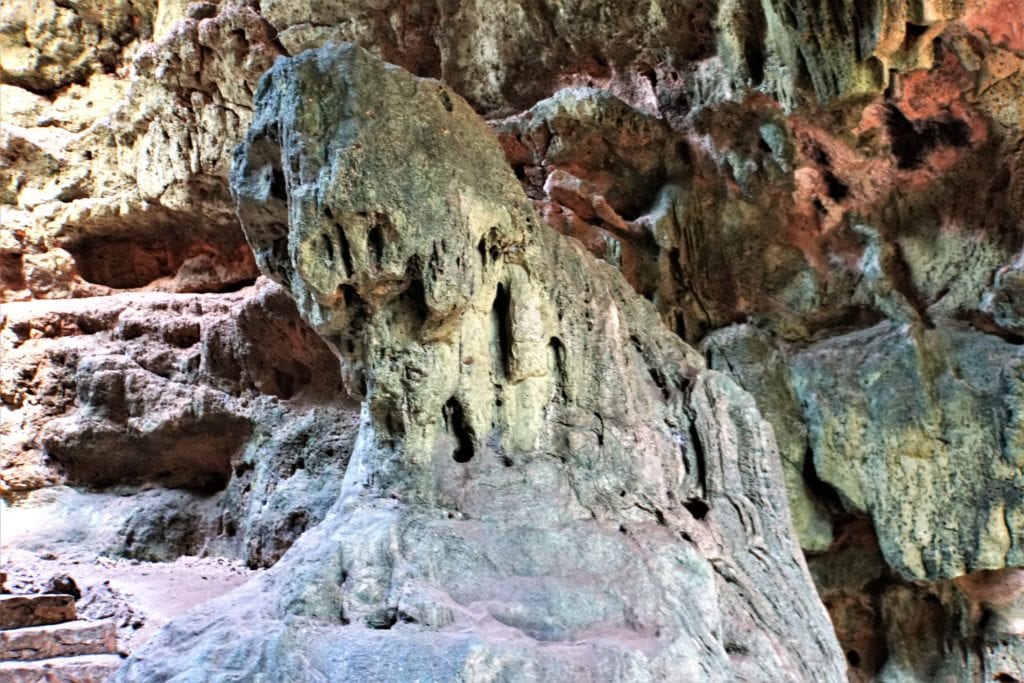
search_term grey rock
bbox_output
[0,281,358,568]
[790,320,1024,581]
[115,43,845,682]
[701,324,835,552]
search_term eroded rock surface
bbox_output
[115,44,844,681]
[2,0,1023,679]
[1,281,359,568]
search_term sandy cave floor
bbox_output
[0,497,260,654]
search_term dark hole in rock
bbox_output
[885,105,970,169]
[43,415,250,493]
[46,575,81,600]
[443,397,475,463]
[368,224,385,266]
[846,650,861,667]
[285,510,308,534]
[229,29,247,53]
[69,238,181,289]
[684,499,710,520]
[478,236,488,264]
[339,284,363,310]
[793,47,813,91]
[270,167,287,201]
[492,283,513,378]
[688,422,707,492]
[217,277,259,293]
[811,145,831,167]
[903,22,929,51]
[268,236,293,283]
[1,252,25,290]
[321,233,335,262]
[439,88,453,112]
[401,278,430,329]
[803,446,847,516]
[549,337,567,400]
[162,321,201,348]
[366,607,398,629]
[741,6,767,85]
[673,311,687,339]
[335,224,354,275]
[273,369,296,399]
[823,171,849,201]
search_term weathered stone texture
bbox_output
[1,281,359,568]
[0,594,75,630]
[114,43,845,681]
[0,620,116,661]
[0,653,124,683]
[1,0,1022,679]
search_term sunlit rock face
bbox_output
[111,43,844,682]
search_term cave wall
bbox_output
[1,0,1022,680]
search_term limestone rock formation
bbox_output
[1,280,358,567]
[2,0,1023,680]
[113,44,844,681]
[1,1,280,302]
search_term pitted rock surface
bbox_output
[114,44,845,682]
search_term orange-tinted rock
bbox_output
[0,595,75,630]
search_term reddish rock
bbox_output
[0,595,75,630]
[0,653,123,683]
[0,620,116,661]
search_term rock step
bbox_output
[0,619,117,661]
[0,653,124,683]
[0,595,76,630]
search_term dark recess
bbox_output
[368,224,385,266]
[885,105,970,169]
[492,283,513,377]
[684,499,710,520]
[444,397,475,463]
[823,171,849,201]
[270,168,287,201]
